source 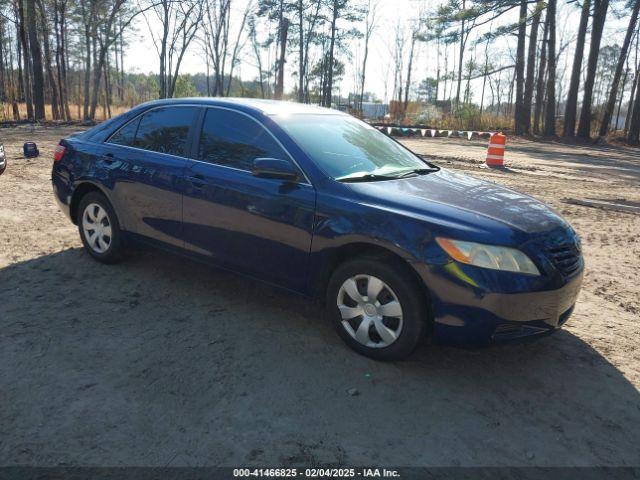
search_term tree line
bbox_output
[0,0,639,143]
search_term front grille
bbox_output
[493,324,524,335]
[547,243,581,276]
[492,323,550,341]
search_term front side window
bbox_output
[109,107,196,156]
[198,108,288,171]
[276,114,430,180]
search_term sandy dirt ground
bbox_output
[0,125,639,467]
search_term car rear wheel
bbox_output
[326,257,427,361]
[77,191,123,264]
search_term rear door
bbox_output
[182,107,316,291]
[104,106,198,248]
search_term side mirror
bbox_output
[252,158,300,182]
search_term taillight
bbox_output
[53,144,66,162]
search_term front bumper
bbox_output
[414,260,584,347]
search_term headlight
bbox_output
[436,237,540,275]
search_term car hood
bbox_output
[347,168,569,234]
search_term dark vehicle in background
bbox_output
[0,143,6,176]
[52,98,584,360]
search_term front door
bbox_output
[182,107,316,292]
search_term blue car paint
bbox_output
[52,98,584,346]
[182,161,316,291]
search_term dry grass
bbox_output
[0,102,130,123]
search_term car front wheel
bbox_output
[77,191,123,264]
[326,257,428,361]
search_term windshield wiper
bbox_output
[394,167,440,178]
[336,173,400,183]
[337,166,440,183]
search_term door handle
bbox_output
[187,174,206,188]
[102,153,115,164]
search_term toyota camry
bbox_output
[52,98,584,360]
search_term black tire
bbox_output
[326,256,428,361]
[77,191,124,264]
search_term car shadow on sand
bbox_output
[1,247,639,467]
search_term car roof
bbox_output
[79,98,346,144]
[135,97,345,116]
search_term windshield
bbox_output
[276,114,433,180]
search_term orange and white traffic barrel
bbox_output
[486,133,506,168]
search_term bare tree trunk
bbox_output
[158,0,169,99]
[507,70,516,116]
[90,30,109,119]
[544,0,556,136]
[250,22,265,98]
[577,0,610,138]
[64,6,71,117]
[522,1,543,134]
[0,23,5,109]
[297,0,304,102]
[615,66,629,131]
[104,55,112,118]
[625,59,638,134]
[599,0,639,137]
[273,17,288,100]
[302,1,321,102]
[514,0,528,134]
[627,38,640,141]
[54,0,66,119]
[89,0,130,119]
[455,0,466,109]
[224,2,249,97]
[274,0,288,101]
[403,33,416,117]
[563,0,590,137]
[17,0,34,120]
[113,32,119,100]
[119,15,125,102]
[37,0,60,119]
[625,85,635,134]
[628,75,640,143]
[6,32,21,120]
[0,22,7,119]
[325,0,338,107]
[359,0,376,113]
[205,0,232,98]
[435,36,440,103]
[534,11,548,134]
[56,0,71,119]
[82,22,91,119]
[14,13,25,114]
[442,46,448,104]
[26,0,45,120]
[319,49,326,105]
[479,38,489,117]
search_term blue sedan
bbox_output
[52,98,584,360]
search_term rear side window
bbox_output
[108,107,196,157]
[108,117,140,147]
[198,108,287,171]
